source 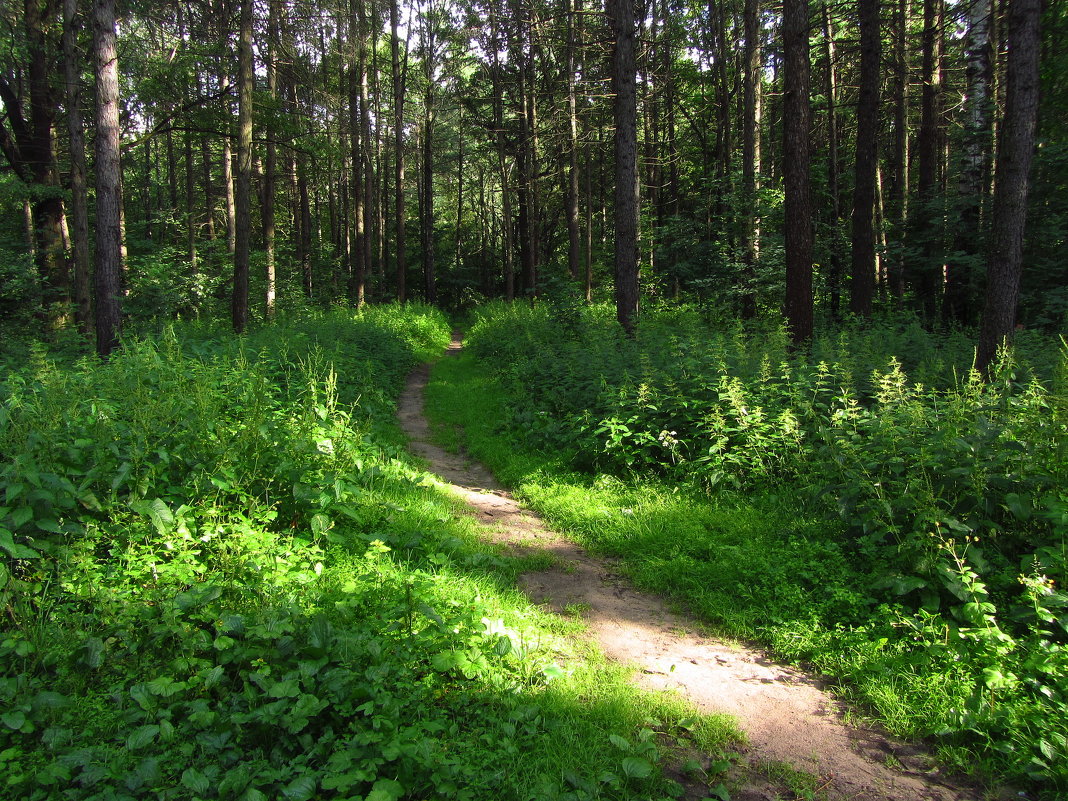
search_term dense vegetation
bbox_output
[425,300,1068,795]
[0,305,739,801]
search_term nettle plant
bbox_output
[467,300,1068,790]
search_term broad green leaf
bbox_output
[621,757,654,779]
[181,767,210,794]
[126,725,160,751]
[0,528,38,559]
[366,778,404,801]
[78,637,104,669]
[268,679,300,698]
[608,734,630,751]
[2,710,26,730]
[431,651,456,672]
[281,775,316,800]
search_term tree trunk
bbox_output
[222,105,237,254]
[608,0,639,335]
[849,0,880,317]
[93,0,122,357]
[359,0,373,302]
[26,0,66,305]
[231,0,253,334]
[740,0,761,319]
[946,0,993,324]
[391,0,407,302]
[420,3,436,305]
[264,0,279,317]
[820,1,842,319]
[976,0,1040,373]
[565,0,581,282]
[886,0,909,297]
[914,0,945,317]
[63,0,91,333]
[783,0,813,344]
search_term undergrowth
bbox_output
[0,304,738,801]
[425,301,1068,797]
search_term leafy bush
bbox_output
[0,305,711,800]
[460,300,1068,793]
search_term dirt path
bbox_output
[399,336,988,801]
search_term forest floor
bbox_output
[398,334,997,801]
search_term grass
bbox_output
[0,307,745,801]
[424,343,1060,798]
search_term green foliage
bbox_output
[442,300,1068,795]
[0,304,726,800]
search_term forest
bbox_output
[0,0,1066,798]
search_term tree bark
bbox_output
[849,0,880,317]
[231,0,253,334]
[914,0,945,317]
[25,0,67,304]
[740,0,762,319]
[946,0,993,324]
[391,0,407,302]
[264,0,279,317]
[63,0,91,333]
[93,0,122,357]
[976,0,1040,373]
[886,0,909,297]
[783,0,813,344]
[608,0,640,335]
[820,1,842,319]
[565,0,582,283]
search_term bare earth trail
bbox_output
[398,336,988,801]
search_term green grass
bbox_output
[0,306,743,801]
[425,341,1065,798]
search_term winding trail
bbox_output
[399,335,988,801]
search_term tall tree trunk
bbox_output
[185,129,197,273]
[93,0,122,357]
[264,0,279,316]
[391,0,407,302]
[299,157,312,298]
[584,138,593,301]
[608,0,639,335]
[26,0,66,304]
[63,0,91,333]
[455,104,464,277]
[740,0,761,319]
[976,0,1040,373]
[783,0,813,344]
[420,3,436,305]
[914,0,945,317]
[222,104,237,254]
[359,0,373,302]
[849,0,880,317]
[565,0,582,282]
[820,1,842,319]
[886,0,909,297]
[231,0,253,333]
[946,0,993,324]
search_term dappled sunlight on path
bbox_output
[398,333,990,801]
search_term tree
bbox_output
[391,0,409,302]
[976,0,1041,373]
[946,0,993,324]
[740,0,761,320]
[849,0,880,317]
[63,0,91,332]
[782,0,813,344]
[93,0,122,357]
[231,0,253,333]
[608,0,639,335]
